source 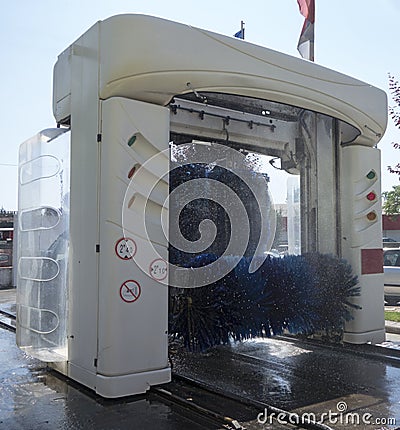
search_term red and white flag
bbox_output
[297,0,315,61]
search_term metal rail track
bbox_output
[152,385,248,430]
[157,372,334,430]
[276,334,400,367]
[0,308,16,332]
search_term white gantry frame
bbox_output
[17,14,388,398]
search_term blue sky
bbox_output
[1,0,399,209]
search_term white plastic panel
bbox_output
[65,20,101,387]
[99,15,386,146]
[341,146,382,250]
[53,14,387,146]
[341,145,385,343]
[96,97,170,393]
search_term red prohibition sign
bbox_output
[119,280,141,303]
[115,237,137,260]
[149,258,168,281]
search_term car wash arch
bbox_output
[168,92,341,256]
[16,14,387,398]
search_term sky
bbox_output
[1,0,400,210]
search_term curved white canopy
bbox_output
[54,14,387,146]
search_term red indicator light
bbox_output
[366,192,376,201]
[128,166,136,179]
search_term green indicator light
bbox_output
[366,170,376,180]
[127,135,137,147]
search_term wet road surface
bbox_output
[0,328,237,430]
[171,337,400,428]
[1,287,400,429]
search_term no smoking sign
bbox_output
[119,280,141,303]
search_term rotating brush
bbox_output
[169,253,360,351]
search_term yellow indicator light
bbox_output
[366,211,377,221]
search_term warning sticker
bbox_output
[115,238,137,260]
[119,280,141,303]
[149,259,168,281]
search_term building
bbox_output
[382,214,400,243]
[0,210,15,287]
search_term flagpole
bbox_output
[297,0,315,61]
[233,21,245,40]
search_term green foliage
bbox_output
[387,75,400,176]
[384,311,400,322]
[383,185,400,216]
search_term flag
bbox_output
[234,29,244,39]
[297,0,315,61]
[234,21,245,40]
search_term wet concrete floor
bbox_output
[0,327,229,430]
[171,338,400,428]
[1,288,400,429]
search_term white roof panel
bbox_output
[54,14,387,146]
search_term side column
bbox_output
[341,145,385,344]
[96,97,170,397]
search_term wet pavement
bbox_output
[1,287,400,429]
[0,327,229,430]
[171,338,400,428]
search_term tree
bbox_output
[383,185,400,215]
[382,76,400,215]
[387,75,400,176]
